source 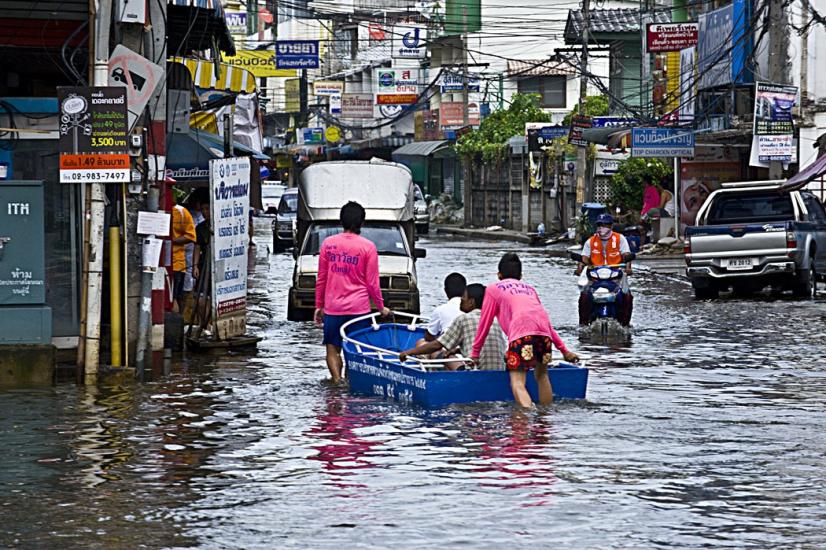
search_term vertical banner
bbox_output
[210,157,251,340]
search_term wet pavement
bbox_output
[3,218,826,548]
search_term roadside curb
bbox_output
[434,225,533,244]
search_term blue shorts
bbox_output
[322,314,371,348]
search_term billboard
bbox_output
[439,102,479,127]
[697,0,752,89]
[223,50,297,78]
[391,25,427,59]
[276,40,319,69]
[341,93,374,119]
[646,23,699,53]
[375,68,419,105]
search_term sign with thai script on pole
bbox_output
[225,11,247,34]
[525,123,568,152]
[439,72,481,93]
[753,82,797,136]
[568,115,592,147]
[210,157,250,340]
[313,80,344,96]
[631,127,695,158]
[341,93,374,119]
[223,50,297,77]
[276,40,319,69]
[57,86,128,154]
[646,22,699,52]
[439,102,480,127]
[375,69,419,105]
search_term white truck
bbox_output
[685,181,826,299]
[287,160,426,321]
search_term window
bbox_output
[706,192,795,224]
[517,76,567,108]
[802,193,826,223]
[304,225,408,256]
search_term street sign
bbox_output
[209,157,250,340]
[568,115,592,147]
[223,50,297,77]
[526,123,569,152]
[107,44,163,130]
[631,127,695,158]
[341,93,374,119]
[391,25,427,59]
[275,40,319,69]
[646,22,699,53]
[325,126,341,143]
[375,69,419,105]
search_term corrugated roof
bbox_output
[392,140,449,157]
[564,9,670,44]
[506,60,576,78]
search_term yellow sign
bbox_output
[285,78,301,113]
[325,126,341,143]
[223,50,297,78]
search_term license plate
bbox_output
[724,258,755,270]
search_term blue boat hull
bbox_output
[342,323,588,408]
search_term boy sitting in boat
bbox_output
[399,283,505,370]
[471,253,579,408]
[314,201,391,383]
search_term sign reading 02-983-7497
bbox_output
[57,86,130,183]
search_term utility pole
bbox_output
[767,0,790,180]
[461,10,469,127]
[574,0,590,208]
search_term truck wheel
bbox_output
[792,261,817,299]
[272,235,284,253]
[693,283,719,300]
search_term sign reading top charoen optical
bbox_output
[391,25,427,59]
[631,127,695,158]
[275,40,319,69]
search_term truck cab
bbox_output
[287,160,425,321]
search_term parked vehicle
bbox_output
[341,311,588,407]
[271,187,297,252]
[261,183,286,215]
[414,184,429,234]
[287,160,426,321]
[685,181,826,299]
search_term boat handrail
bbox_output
[340,311,474,371]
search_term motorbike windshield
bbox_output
[304,225,409,256]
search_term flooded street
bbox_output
[4,218,826,548]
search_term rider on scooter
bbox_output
[575,214,634,326]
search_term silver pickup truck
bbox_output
[684,181,826,299]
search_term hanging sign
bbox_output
[439,72,481,93]
[568,115,592,147]
[275,40,319,69]
[313,80,344,96]
[57,86,128,154]
[391,25,427,59]
[210,157,251,340]
[753,82,797,136]
[375,69,418,105]
[439,102,480,127]
[631,127,695,158]
[341,93,374,119]
[646,23,699,53]
[223,50,297,77]
[329,94,342,115]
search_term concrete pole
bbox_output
[574,0,590,210]
[767,0,789,180]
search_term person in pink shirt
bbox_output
[315,201,390,383]
[472,252,579,408]
[641,174,661,218]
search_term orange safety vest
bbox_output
[589,232,623,266]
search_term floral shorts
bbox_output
[505,335,553,371]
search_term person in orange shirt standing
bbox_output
[171,201,196,313]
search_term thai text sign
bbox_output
[391,25,427,59]
[224,50,297,77]
[376,69,418,105]
[756,135,793,162]
[526,123,568,152]
[631,127,695,158]
[697,0,750,89]
[285,78,301,112]
[276,40,319,69]
[57,86,128,155]
[568,115,592,147]
[439,72,481,93]
[646,23,699,53]
[59,154,130,183]
[754,82,797,136]
[341,93,374,119]
[313,80,344,96]
[210,157,250,339]
[439,102,480,127]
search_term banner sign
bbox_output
[439,72,481,93]
[756,135,794,162]
[391,25,427,59]
[753,82,797,136]
[591,116,639,128]
[285,78,301,113]
[313,80,344,96]
[439,102,480,127]
[210,157,250,340]
[679,47,697,122]
[631,127,695,158]
[376,69,419,105]
[225,11,247,34]
[276,40,319,69]
[414,110,441,141]
[224,50,297,77]
[697,0,751,89]
[568,115,592,147]
[341,93,374,119]
[525,123,568,151]
[329,93,342,115]
[58,86,128,154]
[646,22,699,53]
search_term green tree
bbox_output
[562,95,609,125]
[609,158,673,213]
[455,93,550,161]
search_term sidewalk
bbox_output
[433,224,686,276]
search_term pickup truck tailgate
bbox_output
[687,223,789,257]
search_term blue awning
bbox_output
[166,129,268,182]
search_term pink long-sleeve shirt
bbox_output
[471,279,569,357]
[315,232,384,315]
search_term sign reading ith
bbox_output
[341,93,374,119]
[210,157,251,340]
[376,69,419,105]
[646,23,699,53]
[391,25,427,59]
[276,40,319,69]
[223,50,297,77]
[631,127,695,158]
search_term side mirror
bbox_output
[414,248,427,259]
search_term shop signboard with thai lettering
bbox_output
[439,72,481,93]
[225,11,247,34]
[313,80,344,96]
[568,115,592,147]
[751,82,797,163]
[375,69,419,105]
[57,86,130,183]
[526,123,568,152]
[285,78,301,112]
[439,102,479,128]
[276,40,319,69]
[646,23,699,53]
[697,0,752,90]
[631,127,695,158]
[591,117,638,128]
[391,25,427,59]
[341,93,374,119]
[223,50,297,77]
[210,157,250,340]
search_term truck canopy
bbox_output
[298,160,414,222]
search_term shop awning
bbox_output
[168,0,235,56]
[781,154,826,191]
[392,140,450,157]
[166,128,268,182]
[170,56,257,94]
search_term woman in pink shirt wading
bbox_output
[472,253,579,408]
[315,202,390,383]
